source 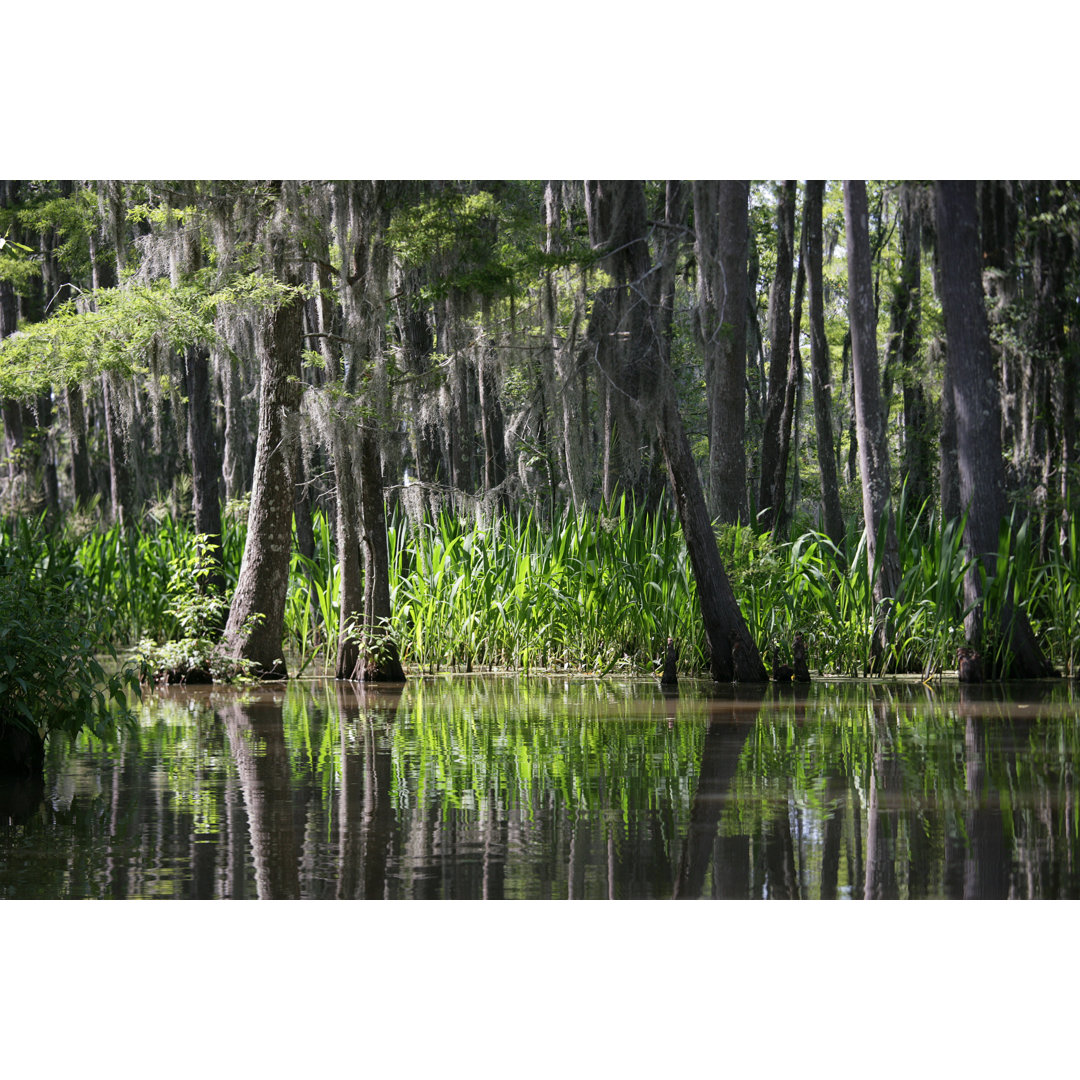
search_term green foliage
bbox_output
[136,534,258,685]
[0,519,140,745]
[0,265,305,400]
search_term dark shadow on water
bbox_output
[0,773,44,826]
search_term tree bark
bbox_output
[695,180,750,523]
[843,180,901,666]
[934,180,1053,676]
[893,184,932,515]
[655,387,767,682]
[185,344,225,598]
[758,181,796,530]
[356,426,405,682]
[584,180,653,504]
[220,284,303,678]
[335,181,405,682]
[804,181,845,546]
[769,213,807,539]
[65,382,93,507]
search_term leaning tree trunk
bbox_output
[220,284,303,678]
[758,181,796,531]
[934,180,1053,677]
[655,387,768,683]
[844,180,901,668]
[649,183,765,683]
[804,180,845,546]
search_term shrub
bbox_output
[0,527,140,776]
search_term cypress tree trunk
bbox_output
[844,180,900,666]
[804,180,844,546]
[355,426,404,682]
[101,375,132,527]
[769,213,807,539]
[185,344,225,597]
[335,181,404,682]
[584,180,653,503]
[938,340,962,524]
[220,284,303,678]
[896,185,932,514]
[477,336,507,501]
[654,386,768,682]
[758,181,796,531]
[332,427,364,680]
[544,181,589,512]
[695,180,750,523]
[65,382,93,507]
[934,181,1053,677]
[394,265,443,487]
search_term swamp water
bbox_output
[2,676,1079,900]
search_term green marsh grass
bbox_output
[3,485,1077,679]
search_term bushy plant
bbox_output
[137,535,258,684]
[0,527,140,775]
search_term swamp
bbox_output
[3,180,1080,905]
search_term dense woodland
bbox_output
[1,180,1078,727]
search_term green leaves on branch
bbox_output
[0,269,306,399]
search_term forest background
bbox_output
[1,176,1077,688]
[6,3,1079,1078]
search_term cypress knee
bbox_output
[771,647,794,682]
[792,632,811,682]
[957,647,984,684]
[661,637,678,687]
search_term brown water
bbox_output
[2,676,1078,899]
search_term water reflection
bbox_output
[1,678,1078,899]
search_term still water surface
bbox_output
[2,676,1078,899]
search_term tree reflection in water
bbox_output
[1,677,1078,899]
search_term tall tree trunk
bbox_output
[843,180,901,667]
[65,382,93,507]
[356,427,405,682]
[335,181,404,682]
[393,266,443,488]
[695,180,750,523]
[220,283,303,678]
[938,337,962,524]
[934,181,1053,677]
[804,181,844,545]
[101,374,132,527]
[544,181,589,513]
[894,184,932,515]
[333,425,364,680]
[584,180,653,504]
[654,386,768,682]
[769,214,807,539]
[185,344,225,598]
[758,181,796,531]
